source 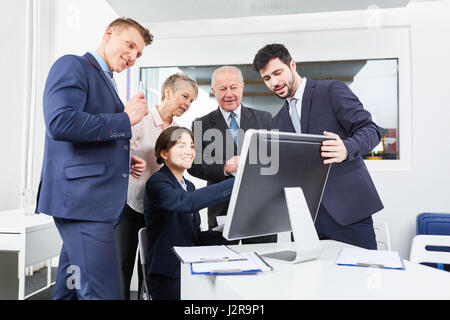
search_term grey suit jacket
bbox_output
[188,105,272,228]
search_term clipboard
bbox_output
[190,252,273,275]
[172,245,245,263]
[336,247,406,270]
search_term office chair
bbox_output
[409,234,450,267]
[373,219,392,251]
[138,227,151,300]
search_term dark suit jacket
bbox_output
[188,105,272,228]
[36,52,132,223]
[272,79,383,226]
[144,165,234,279]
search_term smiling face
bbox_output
[259,58,299,99]
[164,82,197,117]
[102,26,145,73]
[161,132,195,172]
[211,69,244,113]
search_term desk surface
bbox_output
[181,240,450,300]
[0,209,54,233]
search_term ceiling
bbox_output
[106,0,413,24]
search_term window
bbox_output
[140,58,399,160]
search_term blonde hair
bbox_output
[161,73,199,101]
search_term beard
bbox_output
[273,71,296,99]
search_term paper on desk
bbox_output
[336,247,405,270]
[172,245,244,263]
[191,252,272,274]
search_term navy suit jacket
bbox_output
[272,79,383,226]
[36,53,132,223]
[144,165,234,278]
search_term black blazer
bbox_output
[272,79,383,226]
[188,105,272,227]
[143,165,234,278]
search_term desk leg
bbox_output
[47,258,52,287]
[18,243,25,300]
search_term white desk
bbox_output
[181,240,450,300]
[0,209,62,299]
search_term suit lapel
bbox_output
[239,105,255,131]
[279,101,296,132]
[209,107,237,156]
[300,78,315,134]
[83,53,125,112]
[160,165,182,189]
[237,105,254,152]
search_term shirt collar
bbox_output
[89,51,112,76]
[178,177,188,191]
[150,106,164,127]
[151,105,176,128]
[219,104,242,121]
[287,78,307,106]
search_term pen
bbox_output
[139,81,146,99]
[254,251,273,271]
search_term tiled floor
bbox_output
[25,267,137,300]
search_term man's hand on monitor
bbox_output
[321,131,348,164]
[224,156,240,174]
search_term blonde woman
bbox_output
[116,73,198,300]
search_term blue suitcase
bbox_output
[416,212,450,270]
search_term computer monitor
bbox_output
[223,130,333,263]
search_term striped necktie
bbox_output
[229,111,239,146]
[289,98,301,133]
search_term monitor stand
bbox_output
[262,187,322,264]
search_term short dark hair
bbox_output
[155,126,194,165]
[108,17,153,46]
[252,43,293,72]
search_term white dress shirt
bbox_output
[219,104,242,128]
[286,78,307,122]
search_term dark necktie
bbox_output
[229,112,239,146]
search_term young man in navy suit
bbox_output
[36,18,153,299]
[253,44,384,249]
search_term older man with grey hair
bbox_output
[188,65,276,244]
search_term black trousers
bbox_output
[147,274,180,300]
[115,204,146,300]
[315,205,377,250]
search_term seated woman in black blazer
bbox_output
[143,126,235,300]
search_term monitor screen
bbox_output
[223,130,332,241]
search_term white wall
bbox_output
[0,0,28,209]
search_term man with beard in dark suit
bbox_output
[252,44,383,249]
